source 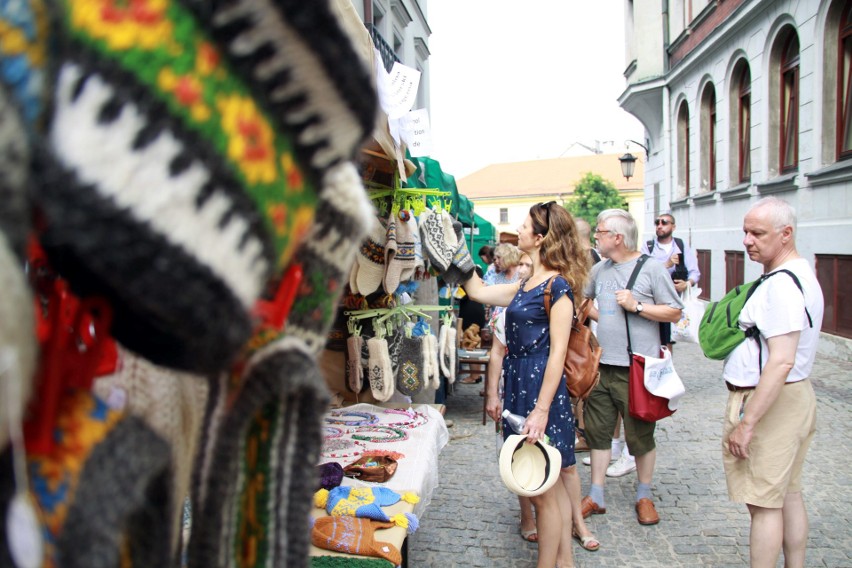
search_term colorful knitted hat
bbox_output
[25,390,172,568]
[314,486,419,532]
[311,516,401,566]
[418,209,457,272]
[29,0,376,375]
[384,212,417,294]
[351,219,386,296]
[396,336,425,397]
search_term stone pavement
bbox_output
[407,341,852,567]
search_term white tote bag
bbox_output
[671,286,703,344]
[643,347,686,411]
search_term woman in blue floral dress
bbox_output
[463,202,591,568]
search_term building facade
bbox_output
[620,0,852,353]
[352,0,432,111]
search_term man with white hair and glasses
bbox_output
[581,209,683,526]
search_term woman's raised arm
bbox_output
[462,271,520,307]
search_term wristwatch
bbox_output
[634,302,644,314]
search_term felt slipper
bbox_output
[520,527,538,543]
[572,530,600,551]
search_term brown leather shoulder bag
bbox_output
[543,277,602,399]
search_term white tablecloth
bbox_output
[319,403,449,516]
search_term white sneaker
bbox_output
[606,455,637,477]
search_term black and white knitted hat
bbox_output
[32,0,376,374]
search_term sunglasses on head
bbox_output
[538,201,557,234]
[654,219,672,226]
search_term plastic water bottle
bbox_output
[501,409,527,434]
[502,410,550,444]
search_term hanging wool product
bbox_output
[422,333,442,390]
[367,337,394,402]
[346,335,364,393]
[395,336,425,397]
[439,323,457,384]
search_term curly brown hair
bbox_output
[530,202,590,305]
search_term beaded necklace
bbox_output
[320,438,366,459]
[350,426,408,443]
[324,411,378,427]
[382,408,428,429]
[323,426,344,439]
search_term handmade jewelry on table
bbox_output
[350,426,408,443]
[325,411,379,427]
[323,426,344,439]
[382,408,428,429]
[320,438,367,459]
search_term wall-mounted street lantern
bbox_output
[619,152,638,181]
[618,139,650,181]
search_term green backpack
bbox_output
[698,269,812,360]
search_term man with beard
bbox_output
[640,212,699,350]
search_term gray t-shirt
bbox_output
[584,255,683,366]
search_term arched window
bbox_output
[677,101,690,197]
[780,31,800,172]
[838,1,852,159]
[738,64,751,181]
[700,83,717,191]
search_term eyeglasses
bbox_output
[654,219,672,226]
[594,229,615,236]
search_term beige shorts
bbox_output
[722,380,816,508]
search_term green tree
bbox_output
[565,172,627,229]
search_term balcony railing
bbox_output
[366,23,400,72]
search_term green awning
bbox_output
[466,213,497,273]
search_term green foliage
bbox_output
[565,172,627,230]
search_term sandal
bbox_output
[520,527,538,543]
[572,530,600,552]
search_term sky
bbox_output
[426,1,645,179]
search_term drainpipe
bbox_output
[662,0,670,72]
[363,0,372,23]
[663,84,672,213]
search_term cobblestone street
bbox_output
[408,341,852,567]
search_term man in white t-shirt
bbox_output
[722,197,824,568]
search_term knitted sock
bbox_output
[396,336,425,397]
[636,482,652,502]
[92,346,209,557]
[346,335,364,392]
[367,337,394,402]
[423,333,441,390]
[589,484,606,509]
[439,324,457,384]
[26,390,172,568]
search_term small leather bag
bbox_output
[543,279,602,399]
[343,455,399,483]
